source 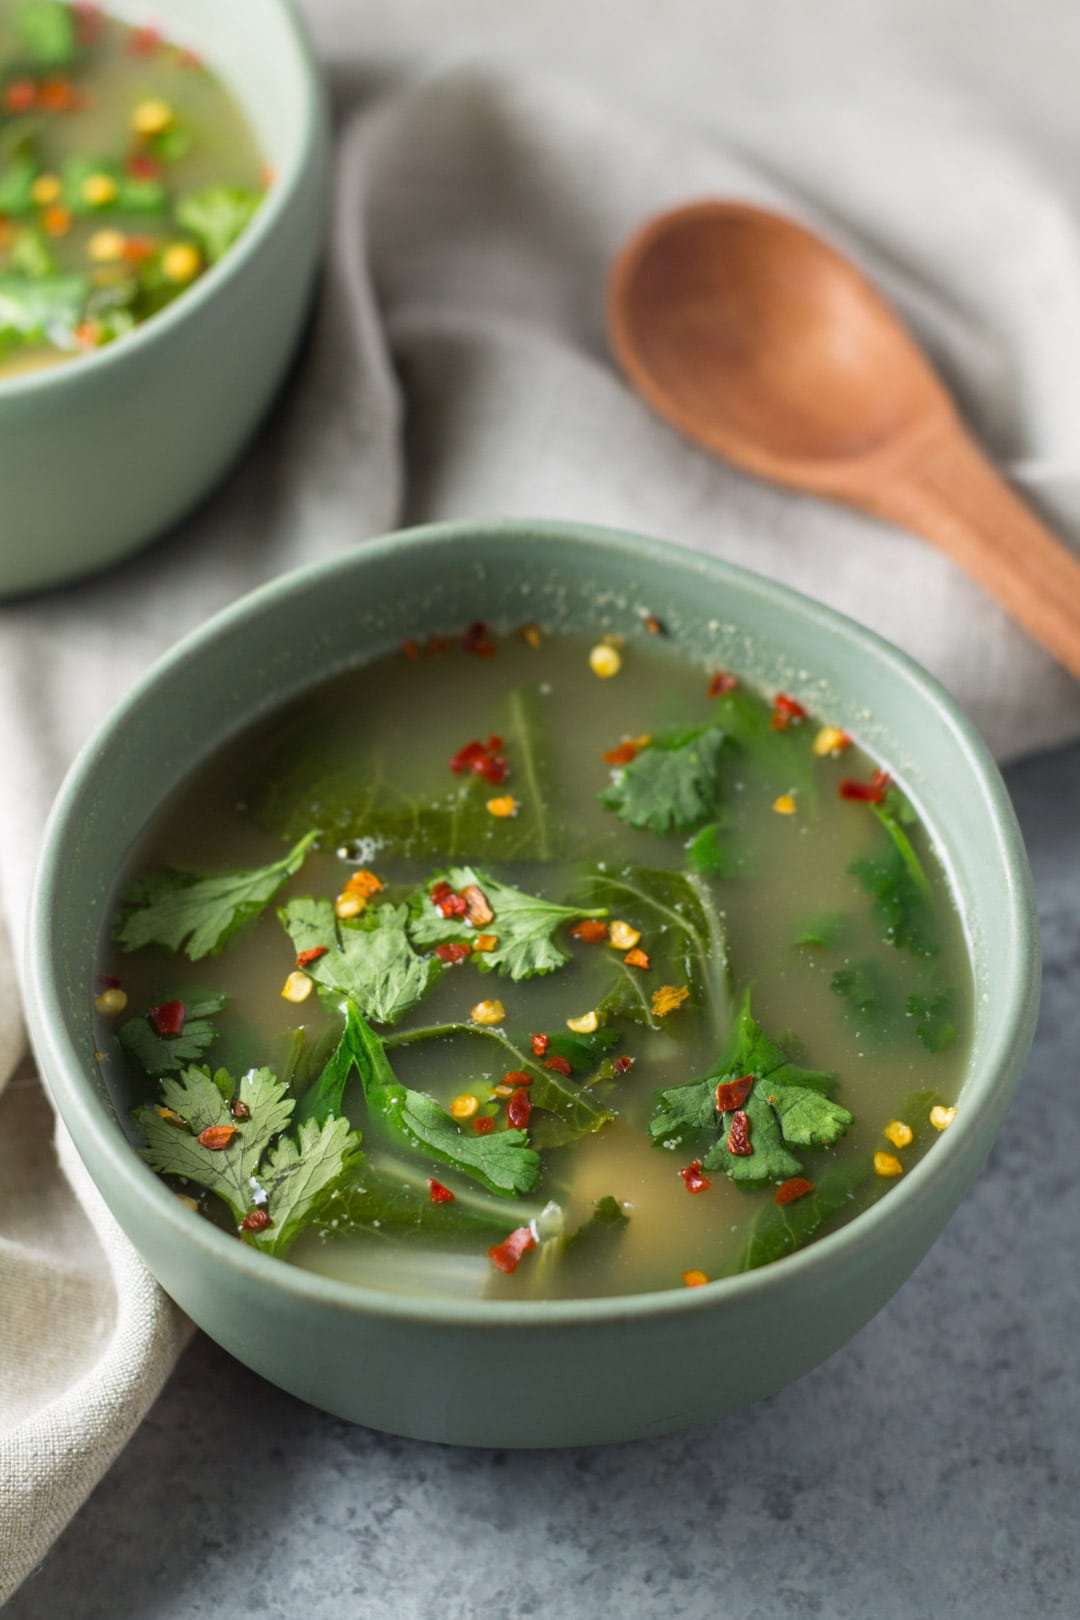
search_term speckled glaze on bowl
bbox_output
[0,0,327,597]
[24,521,1040,1446]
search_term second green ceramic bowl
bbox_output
[24,520,1040,1445]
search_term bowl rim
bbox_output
[0,0,324,403]
[25,517,1041,1328]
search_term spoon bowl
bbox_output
[609,200,1080,678]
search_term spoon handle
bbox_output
[875,428,1080,680]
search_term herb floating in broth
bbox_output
[96,622,971,1300]
[0,0,265,378]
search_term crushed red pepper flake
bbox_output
[127,22,162,55]
[448,736,509,783]
[602,738,642,766]
[642,613,666,635]
[39,76,78,111]
[435,941,472,964]
[197,1124,238,1151]
[428,1178,455,1204]
[727,1110,753,1156]
[424,633,448,658]
[506,1089,532,1129]
[472,1115,495,1135]
[651,984,690,1018]
[97,973,121,988]
[502,1070,532,1087]
[774,1177,815,1206]
[679,1160,711,1193]
[148,1000,185,1038]
[460,883,494,926]
[488,1225,536,1274]
[839,768,892,804]
[612,1055,634,1075]
[530,1033,550,1056]
[125,151,162,182]
[770,692,807,729]
[296,945,329,968]
[239,1209,272,1233]
[229,1099,251,1121]
[3,78,38,113]
[542,1055,572,1076]
[715,1074,754,1113]
[623,947,650,969]
[707,671,738,697]
[401,638,421,660]
[570,918,608,943]
[461,620,497,658]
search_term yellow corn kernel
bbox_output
[486,795,519,818]
[874,1151,903,1178]
[94,987,127,1016]
[608,919,641,950]
[772,794,797,815]
[566,1010,599,1035]
[88,228,127,262]
[930,1105,957,1131]
[156,1106,188,1128]
[813,725,851,758]
[161,241,201,283]
[343,869,383,899]
[473,933,498,952]
[130,97,174,136]
[682,1269,709,1288]
[30,172,62,206]
[176,1193,200,1213]
[334,892,367,920]
[884,1119,913,1149]
[589,643,622,678]
[81,172,118,207]
[491,1084,515,1099]
[470,999,505,1026]
[449,1093,479,1121]
[280,970,313,1004]
[518,622,542,649]
[41,205,71,236]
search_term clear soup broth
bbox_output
[96,623,970,1300]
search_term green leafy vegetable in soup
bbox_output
[96,623,971,1300]
[0,0,265,378]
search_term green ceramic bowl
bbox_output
[0,0,327,597]
[25,521,1040,1446]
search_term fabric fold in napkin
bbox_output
[2,50,1079,1603]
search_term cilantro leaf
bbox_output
[542,1026,622,1069]
[301,1002,540,1197]
[7,227,55,279]
[735,1162,870,1272]
[315,1163,541,1243]
[600,727,727,835]
[59,156,167,216]
[118,993,226,1075]
[115,829,319,960]
[906,988,958,1052]
[830,960,887,1017]
[279,895,439,1025]
[650,993,851,1186]
[409,866,605,981]
[136,1063,360,1256]
[584,866,730,1037]
[0,158,37,216]
[14,0,76,64]
[175,186,262,263]
[850,790,938,956]
[0,272,88,352]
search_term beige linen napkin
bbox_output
[3,53,1080,1603]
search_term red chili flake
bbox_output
[727,1110,753,1156]
[476,753,509,785]
[448,737,508,782]
[707,671,738,697]
[174,47,203,70]
[3,78,38,113]
[97,973,121,988]
[613,1055,634,1075]
[502,1071,532,1087]
[839,768,892,804]
[623,947,650,969]
[679,1160,711,1193]
[239,1209,272,1233]
[506,1088,532,1129]
[401,638,421,660]
[531,1033,550,1057]
[229,1099,251,1121]
[774,1177,815,1206]
[602,739,642,766]
[461,620,497,658]
[542,1055,572,1076]
[127,23,162,55]
[428,1178,455,1204]
[125,151,163,182]
[122,232,156,261]
[424,633,448,658]
[198,1124,238,1151]
[296,945,329,968]
[473,1115,495,1135]
[488,1225,536,1274]
[570,918,608,943]
[435,941,472,964]
[431,884,469,918]
[73,2,105,44]
[770,692,807,730]
[715,1073,754,1113]
[642,614,666,635]
[460,884,494,926]
[148,1000,185,1038]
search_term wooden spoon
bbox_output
[608,199,1080,680]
